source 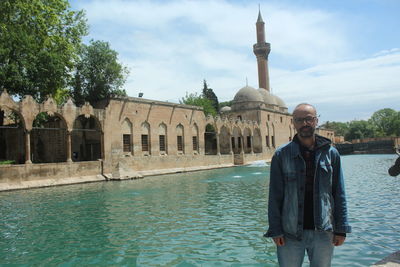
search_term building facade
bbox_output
[0,11,306,191]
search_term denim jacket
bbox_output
[266,137,352,239]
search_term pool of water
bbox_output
[0,154,399,266]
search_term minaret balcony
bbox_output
[253,42,271,56]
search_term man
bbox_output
[266,103,351,267]
[388,147,400,176]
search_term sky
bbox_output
[70,0,400,123]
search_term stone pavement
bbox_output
[371,251,400,267]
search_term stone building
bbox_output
[0,10,299,191]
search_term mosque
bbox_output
[0,11,333,191]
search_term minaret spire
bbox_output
[257,4,263,23]
[253,8,271,91]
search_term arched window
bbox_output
[141,122,151,154]
[122,118,133,154]
[192,123,199,153]
[219,126,231,155]
[0,108,25,164]
[159,123,167,154]
[72,115,102,161]
[243,128,252,154]
[31,112,67,163]
[232,127,242,154]
[253,128,262,153]
[204,123,217,155]
[176,124,184,154]
[271,124,276,148]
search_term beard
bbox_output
[298,126,315,138]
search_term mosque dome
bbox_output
[233,86,263,103]
[273,95,287,108]
[257,88,278,106]
[220,106,232,112]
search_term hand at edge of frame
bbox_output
[273,236,285,246]
[333,235,346,246]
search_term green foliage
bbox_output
[202,80,219,112]
[53,88,71,105]
[219,100,233,108]
[0,109,22,127]
[180,92,216,116]
[180,80,220,116]
[320,121,349,137]
[345,120,377,140]
[369,108,399,137]
[322,108,400,141]
[72,40,128,105]
[0,0,88,100]
[0,160,15,165]
[205,124,216,132]
[32,112,49,128]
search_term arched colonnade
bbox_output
[203,115,264,155]
[0,90,104,164]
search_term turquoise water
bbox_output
[0,154,399,266]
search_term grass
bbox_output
[0,160,15,165]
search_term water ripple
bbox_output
[0,155,399,266]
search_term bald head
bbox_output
[292,103,317,117]
[292,103,318,139]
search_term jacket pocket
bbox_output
[320,160,332,173]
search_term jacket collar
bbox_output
[290,134,331,158]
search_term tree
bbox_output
[202,80,219,112]
[345,120,377,140]
[369,108,398,137]
[320,121,349,137]
[390,112,400,137]
[53,88,71,105]
[71,40,128,105]
[0,0,87,100]
[180,92,216,116]
[219,100,233,108]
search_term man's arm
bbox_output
[266,152,285,239]
[332,150,352,235]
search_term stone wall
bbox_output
[0,92,278,191]
[121,154,234,171]
[0,161,104,191]
[335,139,397,155]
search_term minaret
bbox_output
[253,9,271,91]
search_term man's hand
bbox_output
[273,236,285,246]
[332,235,346,246]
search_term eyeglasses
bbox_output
[293,116,317,124]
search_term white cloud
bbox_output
[273,52,400,122]
[267,7,349,65]
[72,0,399,121]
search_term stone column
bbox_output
[216,133,221,155]
[66,131,72,162]
[25,130,32,164]
[250,136,254,154]
[101,132,105,160]
[240,136,244,154]
[229,135,233,154]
